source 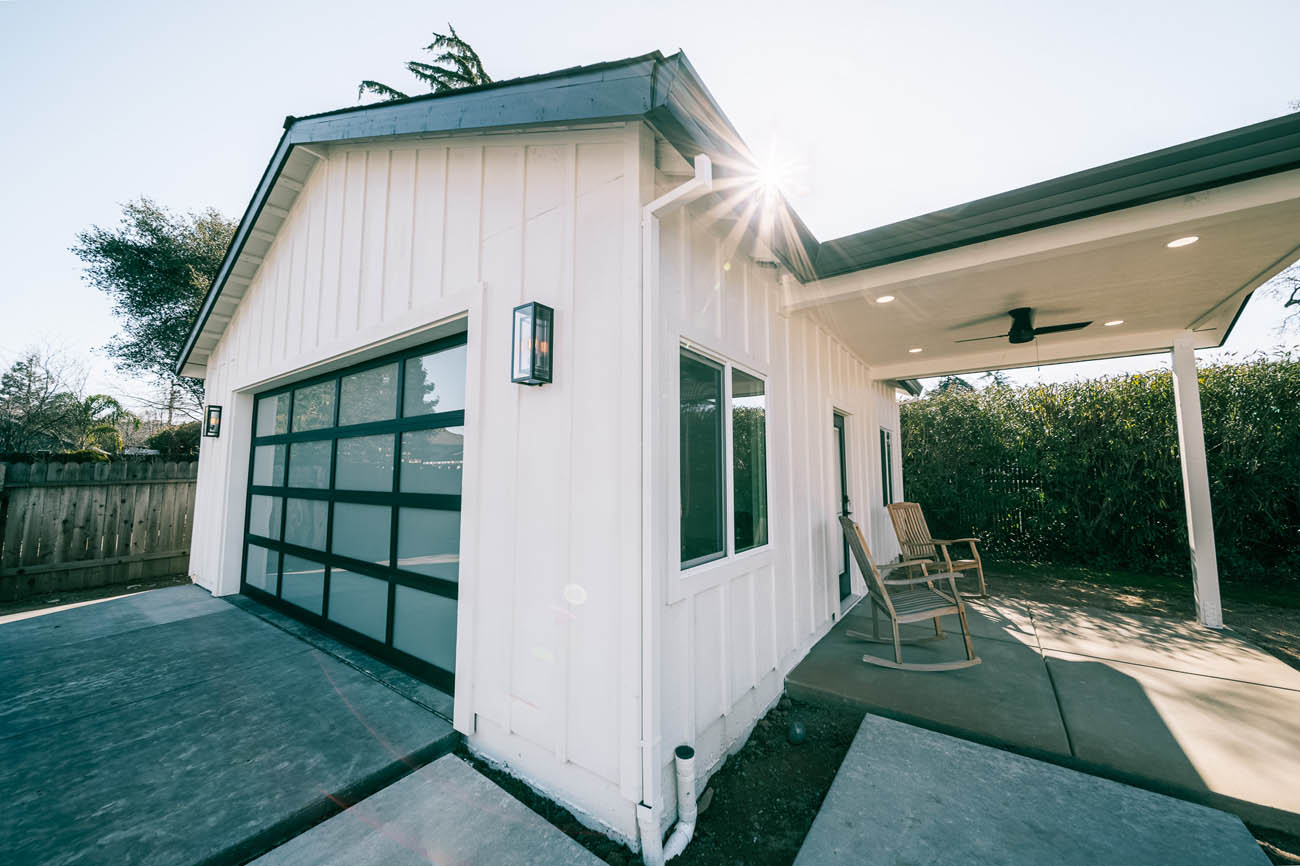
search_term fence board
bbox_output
[0,460,198,602]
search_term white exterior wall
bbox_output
[187,118,910,848]
[189,125,649,842]
[645,186,901,820]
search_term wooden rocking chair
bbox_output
[840,516,980,671]
[887,501,988,597]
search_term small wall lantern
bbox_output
[203,405,223,437]
[511,301,554,385]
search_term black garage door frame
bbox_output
[240,333,466,693]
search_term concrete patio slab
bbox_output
[1032,602,1300,691]
[0,586,458,866]
[250,754,602,866]
[795,714,1269,866]
[1046,649,1300,834]
[786,614,1070,758]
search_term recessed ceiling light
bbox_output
[1166,236,1199,248]
[1104,319,1124,327]
[908,347,923,353]
[875,295,896,304]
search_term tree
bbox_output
[359,24,491,101]
[146,422,201,459]
[63,394,139,453]
[72,198,236,417]
[0,350,80,452]
[931,375,975,395]
[980,370,1011,388]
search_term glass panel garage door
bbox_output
[242,334,466,692]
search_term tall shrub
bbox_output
[899,355,1300,583]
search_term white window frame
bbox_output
[678,342,772,574]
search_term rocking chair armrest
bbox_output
[884,558,938,570]
[932,537,980,545]
[882,572,964,587]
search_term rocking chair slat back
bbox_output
[889,502,937,562]
[839,515,893,615]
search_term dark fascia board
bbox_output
[893,378,924,397]
[813,111,1300,281]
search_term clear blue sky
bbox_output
[2,0,1297,402]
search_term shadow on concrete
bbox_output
[787,597,1300,836]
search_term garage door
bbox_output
[241,334,466,692]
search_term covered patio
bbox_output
[785,596,1300,836]
[779,110,1300,631]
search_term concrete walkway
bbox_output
[251,754,602,865]
[786,596,1300,835]
[0,586,458,866]
[795,714,1269,866]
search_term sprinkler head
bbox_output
[788,720,807,745]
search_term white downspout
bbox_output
[638,154,713,866]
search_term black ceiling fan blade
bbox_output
[1032,321,1092,336]
[954,332,1011,343]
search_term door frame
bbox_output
[833,411,851,600]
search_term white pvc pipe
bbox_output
[662,745,698,861]
[638,154,713,864]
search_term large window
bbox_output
[679,348,769,567]
[880,427,895,507]
[242,334,466,691]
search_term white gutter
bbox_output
[638,154,713,865]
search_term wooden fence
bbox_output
[0,460,198,602]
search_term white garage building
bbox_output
[177,50,1300,852]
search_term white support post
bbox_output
[1170,333,1223,629]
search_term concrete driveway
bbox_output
[0,585,457,866]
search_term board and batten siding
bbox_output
[645,189,902,820]
[188,125,648,842]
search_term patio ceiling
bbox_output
[784,159,1300,382]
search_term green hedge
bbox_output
[899,355,1300,583]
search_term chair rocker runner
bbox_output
[887,501,988,598]
[840,516,980,671]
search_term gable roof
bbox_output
[175,51,1300,376]
[175,51,817,376]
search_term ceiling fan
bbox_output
[955,307,1092,344]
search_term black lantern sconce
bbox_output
[511,302,554,385]
[203,405,223,437]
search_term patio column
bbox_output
[1170,332,1223,629]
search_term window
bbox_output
[880,428,895,507]
[680,350,725,567]
[679,347,769,567]
[732,370,768,552]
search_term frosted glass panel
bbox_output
[339,363,398,426]
[392,586,457,670]
[245,544,278,593]
[396,508,460,581]
[252,444,286,486]
[403,345,467,416]
[400,427,463,494]
[328,569,389,641]
[336,434,394,491]
[284,498,327,550]
[247,495,282,539]
[281,555,324,614]
[292,381,335,431]
[288,441,331,488]
[333,503,391,564]
[256,393,290,436]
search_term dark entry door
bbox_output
[241,334,466,692]
[833,412,851,599]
